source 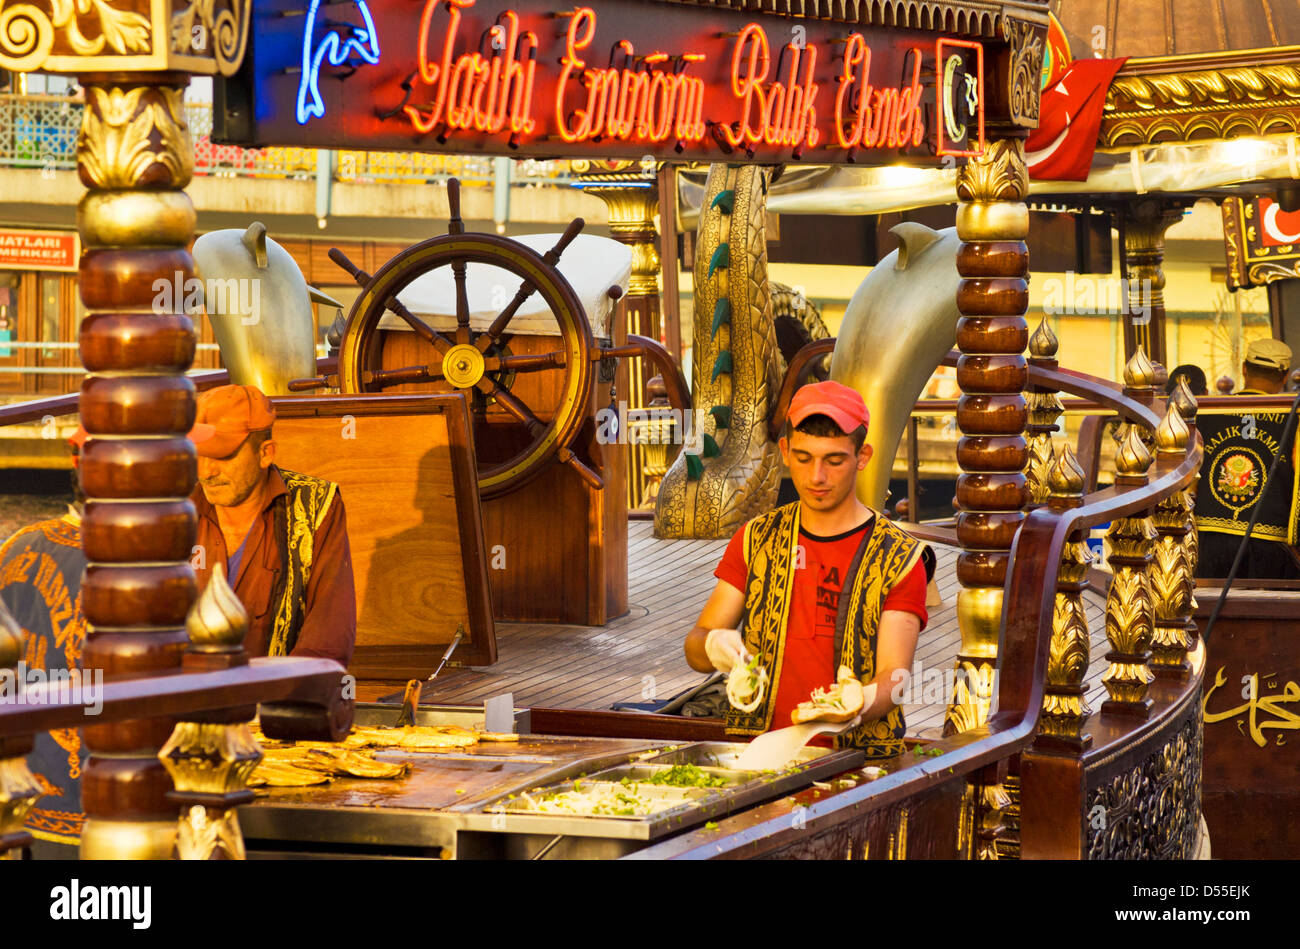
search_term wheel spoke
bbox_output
[488,351,567,373]
[452,254,471,345]
[476,279,537,352]
[387,297,454,354]
[362,364,444,388]
[478,378,546,437]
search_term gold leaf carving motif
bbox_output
[77,85,193,190]
[957,139,1028,203]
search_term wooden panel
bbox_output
[270,394,496,677]
[1196,588,1300,859]
[278,239,313,285]
[375,328,625,625]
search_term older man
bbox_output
[191,384,356,665]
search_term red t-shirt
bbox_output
[714,516,927,737]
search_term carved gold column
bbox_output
[0,602,41,857]
[160,568,261,859]
[573,162,663,511]
[1101,427,1157,718]
[77,75,198,858]
[1035,446,1094,750]
[1170,378,1201,650]
[1025,318,1063,506]
[945,138,1030,736]
[1149,403,1194,676]
[1122,200,1187,365]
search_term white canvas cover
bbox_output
[382,233,632,339]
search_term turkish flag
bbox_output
[1259,197,1300,246]
[1026,57,1128,181]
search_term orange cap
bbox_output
[189,384,276,459]
[787,380,870,436]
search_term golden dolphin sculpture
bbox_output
[830,222,961,512]
[192,223,335,396]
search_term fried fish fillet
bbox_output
[282,747,410,779]
[248,759,332,788]
[344,725,479,750]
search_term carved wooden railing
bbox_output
[636,345,1203,860]
[0,598,352,859]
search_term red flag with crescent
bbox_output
[1026,57,1128,181]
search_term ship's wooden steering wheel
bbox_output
[317,179,602,499]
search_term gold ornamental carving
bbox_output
[1002,18,1045,126]
[169,0,249,75]
[1101,62,1300,148]
[0,0,150,71]
[0,0,249,74]
[159,721,262,796]
[77,84,193,191]
[1038,447,1094,748]
[0,758,43,855]
[1025,319,1063,506]
[956,139,1029,204]
[1150,405,1193,674]
[1085,714,1202,859]
[944,659,997,735]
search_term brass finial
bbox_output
[1048,445,1086,498]
[1029,316,1059,359]
[1154,402,1190,453]
[1171,377,1198,421]
[0,598,23,668]
[186,564,248,649]
[1123,346,1157,389]
[1116,424,1154,476]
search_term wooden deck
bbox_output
[365,520,1110,738]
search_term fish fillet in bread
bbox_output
[791,665,865,724]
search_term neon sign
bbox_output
[555,8,706,146]
[244,0,986,166]
[296,0,382,125]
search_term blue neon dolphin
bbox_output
[296,0,381,124]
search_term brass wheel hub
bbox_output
[443,343,486,389]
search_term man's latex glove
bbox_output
[704,628,745,673]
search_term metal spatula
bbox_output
[733,717,861,771]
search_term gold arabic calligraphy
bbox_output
[1203,666,1300,748]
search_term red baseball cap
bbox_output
[787,380,870,436]
[189,384,276,459]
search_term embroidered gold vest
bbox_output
[727,501,925,758]
[267,468,337,657]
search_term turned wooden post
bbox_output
[76,74,199,858]
[1121,200,1187,366]
[945,137,1030,736]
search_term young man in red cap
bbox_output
[684,380,929,758]
[190,384,356,665]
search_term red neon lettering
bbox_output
[556,7,705,145]
[834,33,869,148]
[835,39,926,150]
[724,24,818,151]
[724,24,768,148]
[406,0,536,136]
